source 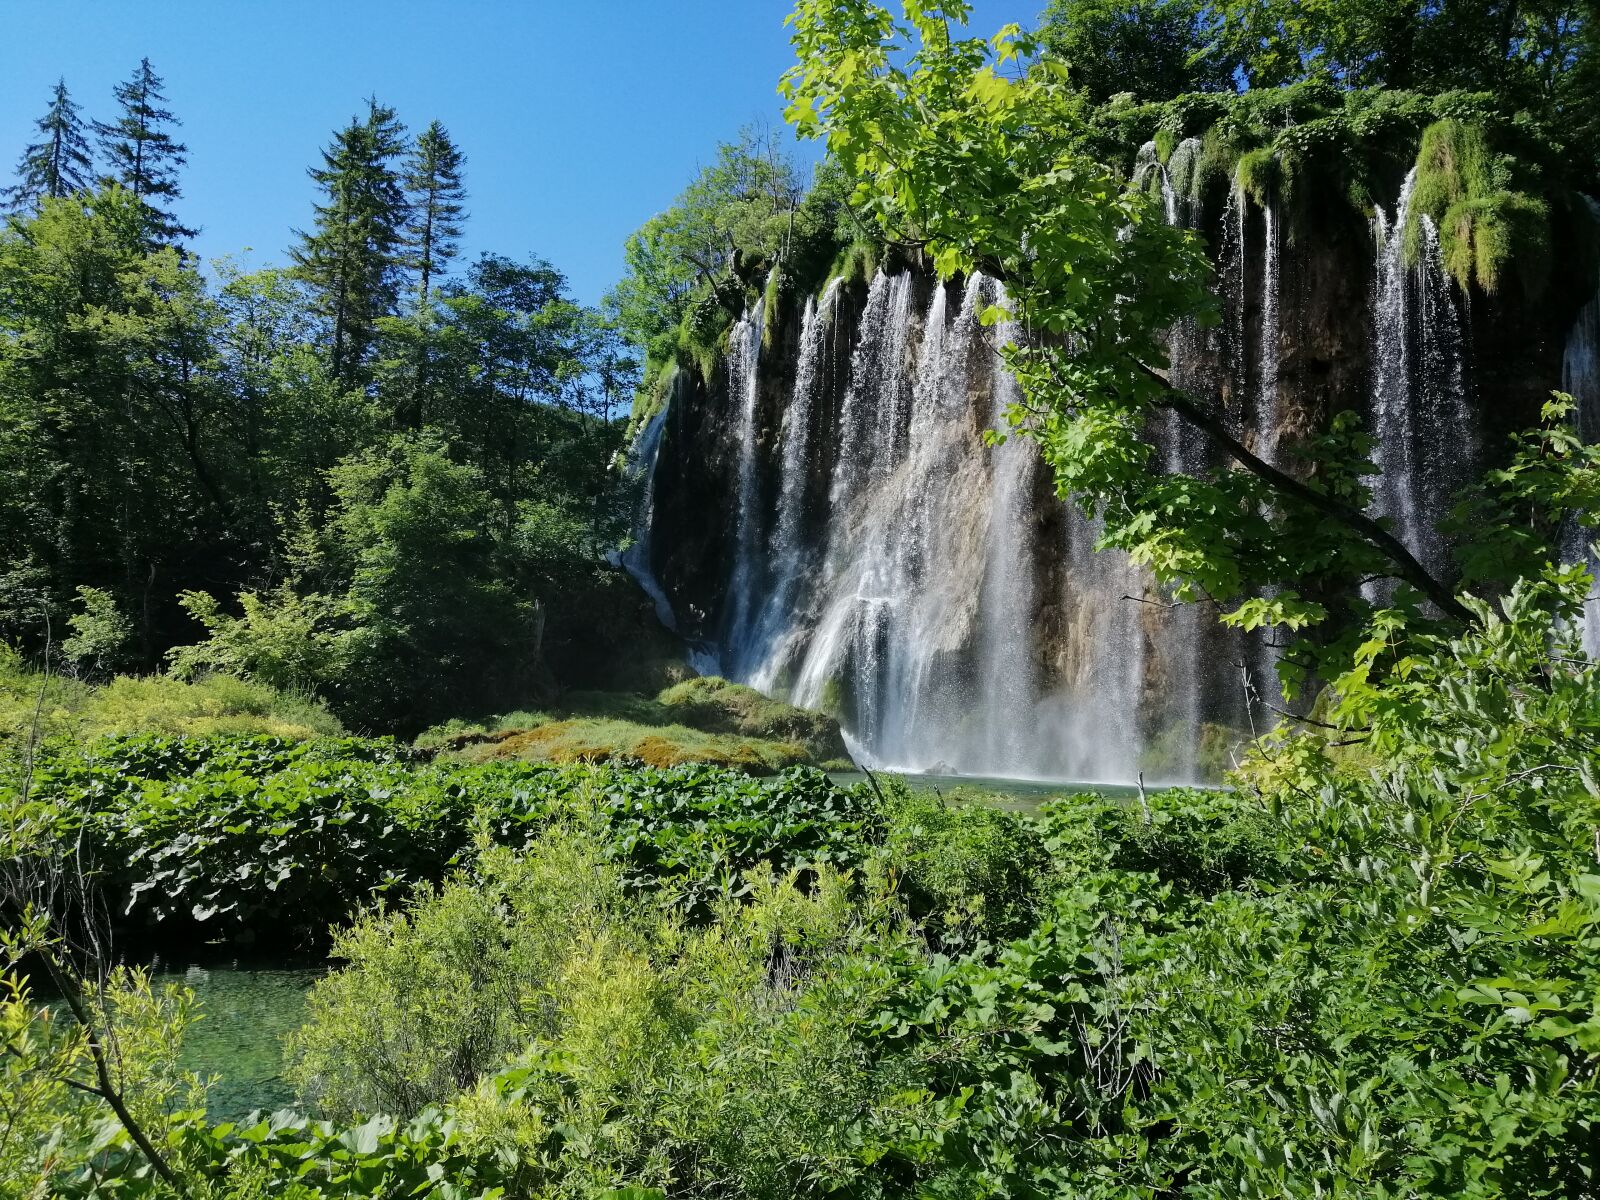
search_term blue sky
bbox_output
[1,1,1031,307]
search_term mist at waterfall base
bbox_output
[624,167,1600,786]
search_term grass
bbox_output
[417,675,849,774]
[0,648,343,747]
[453,717,814,773]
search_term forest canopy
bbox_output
[0,75,638,731]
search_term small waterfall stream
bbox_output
[619,399,675,630]
[1255,200,1282,464]
[1368,169,1475,585]
[974,283,1041,768]
[721,297,767,671]
[748,281,842,691]
[1563,197,1600,653]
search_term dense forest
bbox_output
[5,1,1600,1197]
[0,64,638,733]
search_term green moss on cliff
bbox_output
[1405,118,1550,295]
[828,238,879,290]
[1235,147,1281,208]
[762,264,786,352]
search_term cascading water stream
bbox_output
[1562,196,1600,654]
[748,280,843,691]
[719,295,766,672]
[1220,183,1248,394]
[973,282,1041,769]
[1368,169,1474,587]
[1146,137,1214,774]
[618,398,676,630]
[1255,199,1282,465]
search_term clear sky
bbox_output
[1,1,1031,307]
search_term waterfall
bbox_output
[624,140,1578,784]
[1148,137,1214,775]
[1220,183,1248,398]
[1563,196,1600,654]
[973,284,1041,768]
[1255,199,1282,464]
[774,271,1100,777]
[1049,511,1146,781]
[748,280,843,691]
[720,295,767,672]
[619,398,676,630]
[1368,169,1474,586]
[789,273,982,766]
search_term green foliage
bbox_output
[4,78,93,212]
[93,58,193,242]
[1,112,632,734]
[0,969,207,1199]
[1039,0,1231,103]
[606,126,806,380]
[61,586,135,677]
[1405,117,1551,293]
[1233,145,1280,206]
[608,130,858,402]
[170,430,617,733]
[877,781,1057,946]
[0,646,342,747]
[12,589,1600,1195]
[291,98,409,384]
[290,837,626,1120]
[17,734,878,947]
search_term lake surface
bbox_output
[145,960,320,1121]
[827,769,1142,811]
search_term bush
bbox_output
[877,781,1059,947]
[290,837,627,1120]
[19,735,880,947]
[0,646,342,749]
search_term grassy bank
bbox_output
[0,649,343,747]
[419,676,852,772]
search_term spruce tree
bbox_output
[292,99,409,384]
[403,121,467,304]
[94,58,195,242]
[4,79,94,214]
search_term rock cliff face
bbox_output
[629,162,1597,783]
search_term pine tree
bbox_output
[291,99,409,384]
[403,121,467,304]
[94,58,195,242]
[4,79,94,214]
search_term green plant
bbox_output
[877,781,1058,946]
[16,734,881,948]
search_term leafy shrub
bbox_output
[20,735,880,947]
[877,781,1058,946]
[0,647,343,749]
[290,837,627,1120]
[1043,785,1290,895]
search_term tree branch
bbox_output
[1148,370,1474,624]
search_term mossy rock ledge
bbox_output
[417,677,850,775]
